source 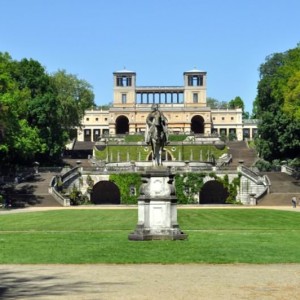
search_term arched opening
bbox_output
[116,116,129,134]
[191,115,204,134]
[91,181,120,204]
[199,180,229,204]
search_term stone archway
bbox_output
[116,115,129,134]
[191,115,204,134]
[91,181,120,204]
[199,180,229,204]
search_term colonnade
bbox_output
[136,92,184,104]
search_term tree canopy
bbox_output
[0,52,95,166]
[206,97,228,109]
[255,44,300,161]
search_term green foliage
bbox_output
[86,174,94,193]
[206,97,228,109]
[69,185,88,205]
[109,173,141,204]
[124,135,144,142]
[175,173,206,204]
[50,70,95,129]
[289,158,300,168]
[0,52,95,165]
[224,174,241,204]
[215,173,241,204]
[95,143,227,163]
[175,172,240,204]
[255,45,300,161]
[254,159,288,172]
[95,144,150,161]
[228,96,244,110]
[168,134,189,142]
[256,110,300,160]
[228,132,237,141]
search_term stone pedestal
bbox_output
[128,168,187,241]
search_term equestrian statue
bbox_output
[145,104,169,166]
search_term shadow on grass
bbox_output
[0,269,127,299]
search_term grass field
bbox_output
[1,209,300,264]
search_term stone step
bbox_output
[7,172,62,208]
[257,193,300,206]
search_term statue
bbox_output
[129,104,187,241]
[145,104,169,165]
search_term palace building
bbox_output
[77,69,257,142]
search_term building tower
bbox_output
[183,69,207,107]
[113,69,136,107]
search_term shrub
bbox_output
[109,173,142,204]
[69,185,88,205]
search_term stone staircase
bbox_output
[257,172,300,206]
[227,141,257,168]
[8,172,62,207]
[223,142,300,206]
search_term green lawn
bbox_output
[0,209,300,264]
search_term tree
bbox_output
[206,97,227,109]
[0,53,38,164]
[283,70,300,120]
[228,96,250,119]
[0,52,95,165]
[50,70,95,129]
[228,96,244,110]
[255,45,300,161]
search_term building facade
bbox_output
[77,69,258,142]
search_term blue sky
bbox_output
[1,0,299,113]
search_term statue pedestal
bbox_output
[128,168,187,241]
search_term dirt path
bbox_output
[1,264,300,299]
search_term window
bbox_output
[212,117,215,120]
[122,94,127,104]
[252,129,258,137]
[129,185,136,196]
[193,93,198,103]
[86,118,89,121]
[222,117,225,120]
[231,117,234,120]
[104,118,108,121]
[116,76,132,87]
[188,75,203,86]
[95,118,99,121]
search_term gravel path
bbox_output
[1,264,300,299]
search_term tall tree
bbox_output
[255,45,300,161]
[228,96,250,119]
[228,96,244,110]
[50,70,95,129]
[0,52,95,165]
